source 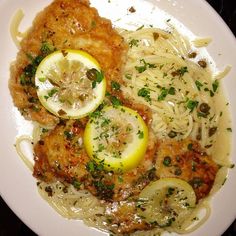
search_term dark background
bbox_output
[0,0,235,235]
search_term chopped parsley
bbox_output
[72,179,81,190]
[101,118,111,127]
[41,128,49,133]
[137,130,144,139]
[48,88,58,97]
[212,80,219,92]
[135,59,156,73]
[166,187,175,197]
[110,96,122,107]
[111,81,121,91]
[40,41,55,55]
[179,66,188,76]
[168,87,176,95]
[89,109,102,119]
[172,66,188,77]
[97,143,105,152]
[64,130,74,140]
[158,87,175,101]
[86,160,104,174]
[118,176,123,183]
[91,20,96,28]
[92,70,104,88]
[93,180,115,200]
[38,77,46,82]
[186,100,199,112]
[158,88,168,101]
[125,74,132,80]
[195,80,203,91]
[20,42,55,88]
[138,87,151,102]
[129,39,139,48]
[86,161,95,172]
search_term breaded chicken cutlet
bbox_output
[34,120,218,234]
[9,0,127,126]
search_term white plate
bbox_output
[0,0,236,235]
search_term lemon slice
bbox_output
[35,49,106,119]
[137,178,196,228]
[84,105,148,172]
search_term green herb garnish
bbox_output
[212,80,219,92]
[129,39,139,48]
[111,81,121,91]
[186,100,199,112]
[138,87,151,102]
[137,130,144,139]
[135,59,156,73]
[195,80,203,91]
[92,70,104,89]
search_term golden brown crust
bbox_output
[9,0,128,125]
[34,119,158,201]
[33,118,158,234]
[155,138,219,201]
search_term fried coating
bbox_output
[155,138,219,201]
[33,119,158,201]
[33,119,90,182]
[34,118,158,233]
[33,121,218,233]
[9,0,127,125]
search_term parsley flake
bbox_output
[138,87,151,102]
[129,39,140,48]
[135,59,156,73]
[186,100,199,112]
[212,80,219,93]
[111,81,121,91]
[137,130,144,139]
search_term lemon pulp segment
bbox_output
[84,105,148,172]
[138,178,196,227]
[35,49,106,119]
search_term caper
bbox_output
[78,93,88,101]
[86,68,98,81]
[174,167,182,176]
[188,52,197,58]
[209,127,217,137]
[58,109,67,116]
[168,130,177,138]
[198,60,207,68]
[163,156,172,167]
[199,103,210,114]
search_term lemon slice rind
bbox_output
[138,178,196,227]
[35,49,106,119]
[84,105,148,172]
